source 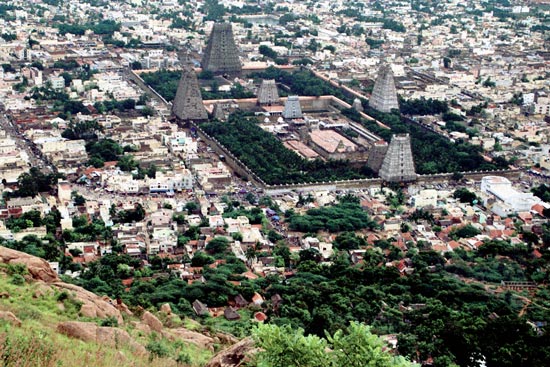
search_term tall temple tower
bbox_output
[201,22,242,75]
[366,140,388,173]
[282,96,303,119]
[369,64,399,113]
[171,67,208,123]
[257,79,279,105]
[379,134,416,182]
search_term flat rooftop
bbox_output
[309,129,357,153]
[284,140,319,160]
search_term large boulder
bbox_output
[142,311,163,332]
[205,338,255,367]
[160,303,172,315]
[57,321,146,354]
[0,246,59,282]
[0,311,22,327]
[57,321,97,342]
[164,328,215,350]
[54,282,123,325]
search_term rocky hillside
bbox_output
[0,247,251,367]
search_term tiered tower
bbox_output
[171,67,208,122]
[211,103,226,121]
[366,140,388,173]
[369,64,399,113]
[282,96,303,119]
[257,79,279,105]
[378,134,416,182]
[201,22,242,75]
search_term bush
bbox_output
[146,339,170,360]
[0,330,56,367]
[10,274,25,285]
[7,263,28,276]
[56,290,69,302]
[99,316,119,327]
[176,352,191,364]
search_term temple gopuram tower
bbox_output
[282,96,303,119]
[369,64,399,113]
[171,67,208,123]
[379,134,416,182]
[257,79,280,105]
[201,22,242,75]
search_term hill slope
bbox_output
[0,247,222,367]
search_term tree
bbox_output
[252,323,329,367]
[205,237,229,255]
[333,232,366,250]
[259,45,278,59]
[252,323,415,367]
[453,188,479,204]
[191,251,214,267]
[130,61,142,70]
[450,224,481,240]
[117,155,138,172]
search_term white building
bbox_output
[481,176,541,216]
[49,75,65,90]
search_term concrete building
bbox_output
[481,176,541,216]
[49,75,65,90]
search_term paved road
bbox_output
[0,113,56,173]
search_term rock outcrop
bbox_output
[0,311,22,327]
[54,282,123,325]
[0,246,59,282]
[205,338,255,367]
[164,328,215,350]
[0,247,123,324]
[160,303,172,315]
[57,321,146,354]
[142,310,163,332]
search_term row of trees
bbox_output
[343,105,507,174]
[56,20,120,36]
[141,70,254,102]
[251,67,348,100]
[200,114,375,184]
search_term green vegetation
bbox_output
[56,20,120,36]
[532,184,550,203]
[400,97,449,116]
[286,201,378,233]
[200,114,375,185]
[223,206,265,225]
[93,98,139,114]
[449,224,481,239]
[0,267,212,367]
[446,244,527,282]
[342,107,507,174]
[453,188,480,204]
[252,322,414,367]
[251,67,347,100]
[85,139,123,167]
[140,70,254,101]
[61,120,102,140]
[8,168,64,198]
